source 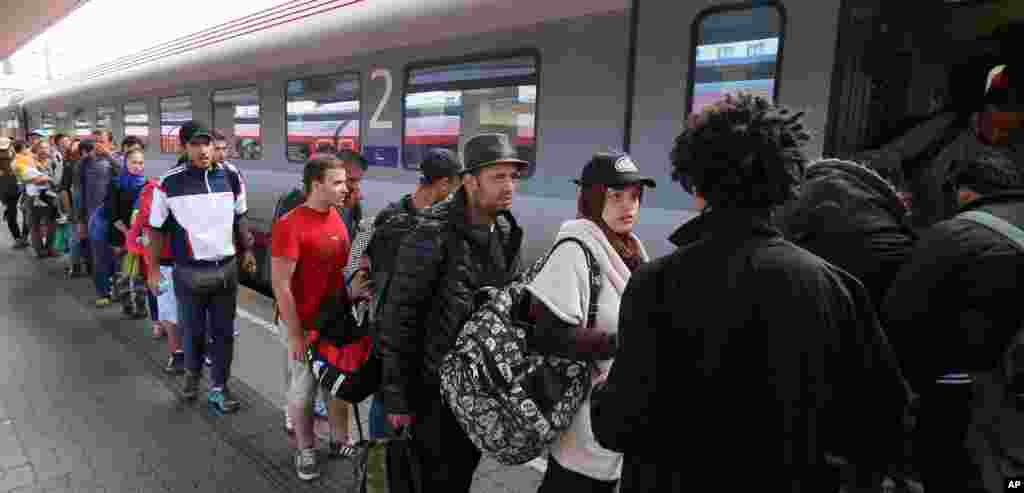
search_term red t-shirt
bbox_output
[271,205,351,339]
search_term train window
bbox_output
[74,113,91,137]
[54,112,69,134]
[286,73,361,163]
[403,55,538,177]
[3,110,19,139]
[123,101,149,147]
[688,4,784,115]
[213,87,262,161]
[96,106,115,135]
[39,111,56,134]
[160,96,193,154]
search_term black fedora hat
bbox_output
[461,133,530,175]
[572,152,656,188]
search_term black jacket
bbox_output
[376,188,524,414]
[592,209,909,493]
[781,159,918,310]
[104,179,141,247]
[366,194,417,283]
[883,191,1024,390]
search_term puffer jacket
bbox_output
[376,187,523,414]
[781,159,918,309]
[883,191,1024,390]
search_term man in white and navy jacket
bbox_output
[147,122,256,413]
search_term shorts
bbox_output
[281,320,317,405]
[157,266,178,324]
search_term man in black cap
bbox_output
[376,134,527,490]
[148,122,256,413]
[363,147,462,439]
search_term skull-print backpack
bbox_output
[438,237,600,466]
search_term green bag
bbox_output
[52,222,69,254]
[352,406,423,493]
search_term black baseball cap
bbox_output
[177,120,211,145]
[420,148,463,179]
[573,152,656,188]
[185,122,213,144]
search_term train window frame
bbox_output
[73,110,92,137]
[123,101,150,148]
[684,2,788,118]
[284,71,363,164]
[159,95,194,155]
[401,50,541,177]
[96,106,116,135]
[211,85,263,161]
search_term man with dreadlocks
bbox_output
[592,94,910,493]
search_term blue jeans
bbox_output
[369,394,394,439]
[90,238,114,297]
[173,260,238,388]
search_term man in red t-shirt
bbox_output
[271,155,361,481]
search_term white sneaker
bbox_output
[285,409,294,434]
[296,448,319,481]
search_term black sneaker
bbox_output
[163,352,185,375]
[182,371,201,400]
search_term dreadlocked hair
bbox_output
[670,93,811,209]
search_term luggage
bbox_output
[438,237,600,465]
[352,405,424,493]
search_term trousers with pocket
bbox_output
[174,260,239,388]
[410,384,481,492]
[915,382,985,493]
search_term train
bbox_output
[3,0,1016,291]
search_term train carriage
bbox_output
[7,0,1018,290]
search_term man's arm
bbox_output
[592,266,657,454]
[375,228,444,416]
[271,257,306,360]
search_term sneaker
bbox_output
[204,355,213,367]
[94,297,112,308]
[163,352,185,375]
[182,372,201,400]
[208,388,240,414]
[12,238,28,249]
[296,448,319,481]
[327,441,358,459]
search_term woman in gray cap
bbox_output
[524,151,655,492]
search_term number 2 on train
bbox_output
[370,68,393,130]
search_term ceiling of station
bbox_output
[0,0,87,60]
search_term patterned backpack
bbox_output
[438,237,601,466]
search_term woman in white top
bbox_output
[526,151,654,492]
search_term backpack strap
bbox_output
[546,237,602,330]
[956,210,1024,254]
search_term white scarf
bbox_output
[552,218,649,296]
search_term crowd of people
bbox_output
[0,66,1019,493]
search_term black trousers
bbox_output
[537,455,617,493]
[915,383,986,493]
[410,385,481,492]
[2,195,20,240]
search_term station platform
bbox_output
[0,232,545,492]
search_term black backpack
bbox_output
[957,210,1024,493]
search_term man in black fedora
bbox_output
[376,133,528,491]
